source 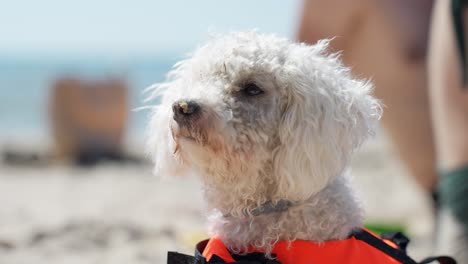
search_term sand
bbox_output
[0,134,435,264]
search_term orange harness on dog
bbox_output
[202,230,400,264]
[167,228,456,264]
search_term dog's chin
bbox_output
[170,121,205,148]
[170,120,225,156]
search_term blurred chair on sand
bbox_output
[49,77,128,165]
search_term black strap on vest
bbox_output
[381,231,410,253]
[352,229,457,264]
[419,256,460,264]
[353,229,418,264]
[167,251,204,264]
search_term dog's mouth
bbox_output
[170,116,226,155]
[171,120,204,143]
[181,135,196,141]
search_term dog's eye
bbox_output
[243,83,264,96]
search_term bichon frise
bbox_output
[146,31,391,263]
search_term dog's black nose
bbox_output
[172,100,201,121]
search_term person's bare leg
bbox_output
[371,57,437,192]
[428,0,468,261]
[429,1,468,170]
[297,0,438,192]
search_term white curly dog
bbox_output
[147,31,382,255]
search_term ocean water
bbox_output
[0,56,180,143]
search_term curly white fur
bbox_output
[146,32,382,255]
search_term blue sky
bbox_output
[0,0,301,57]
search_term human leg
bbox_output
[428,0,468,260]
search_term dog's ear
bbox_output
[146,60,191,177]
[273,40,382,200]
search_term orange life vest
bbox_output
[202,229,401,264]
[167,228,456,264]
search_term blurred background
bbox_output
[0,1,438,263]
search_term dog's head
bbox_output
[147,32,381,202]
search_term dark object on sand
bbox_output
[1,149,49,166]
[49,77,128,165]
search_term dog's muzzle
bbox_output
[172,100,201,123]
[170,99,217,148]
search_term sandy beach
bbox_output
[0,134,435,264]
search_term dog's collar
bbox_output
[250,199,294,216]
[224,199,296,217]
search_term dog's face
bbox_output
[147,32,381,202]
